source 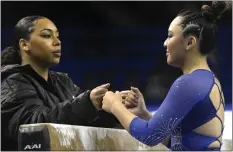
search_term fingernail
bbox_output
[131,86,135,90]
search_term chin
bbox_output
[53,60,60,65]
[49,60,60,67]
[167,59,179,67]
[54,58,61,63]
[167,58,173,65]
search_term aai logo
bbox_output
[24,144,41,150]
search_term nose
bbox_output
[163,38,168,48]
[53,37,61,46]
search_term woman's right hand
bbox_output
[121,87,152,120]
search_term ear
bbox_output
[186,36,197,50]
[19,39,30,53]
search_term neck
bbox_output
[22,59,49,81]
[181,52,211,74]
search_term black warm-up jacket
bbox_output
[1,64,120,151]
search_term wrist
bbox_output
[139,110,152,120]
[89,91,94,102]
[89,96,102,111]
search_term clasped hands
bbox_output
[90,83,150,119]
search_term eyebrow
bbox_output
[40,29,58,33]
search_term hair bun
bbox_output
[201,4,215,23]
[201,4,211,10]
[201,1,232,23]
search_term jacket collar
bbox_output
[1,64,54,86]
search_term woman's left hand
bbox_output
[102,91,122,113]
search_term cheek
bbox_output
[168,38,185,55]
[30,38,52,54]
[28,38,54,62]
[167,37,177,49]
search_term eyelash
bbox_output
[41,35,51,39]
[41,35,59,39]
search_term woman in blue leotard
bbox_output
[101,2,231,151]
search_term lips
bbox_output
[166,50,170,56]
[53,49,61,53]
[52,49,61,57]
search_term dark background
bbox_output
[1,1,232,107]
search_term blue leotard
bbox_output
[129,69,224,151]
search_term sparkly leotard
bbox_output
[129,69,224,151]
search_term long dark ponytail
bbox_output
[1,16,46,66]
